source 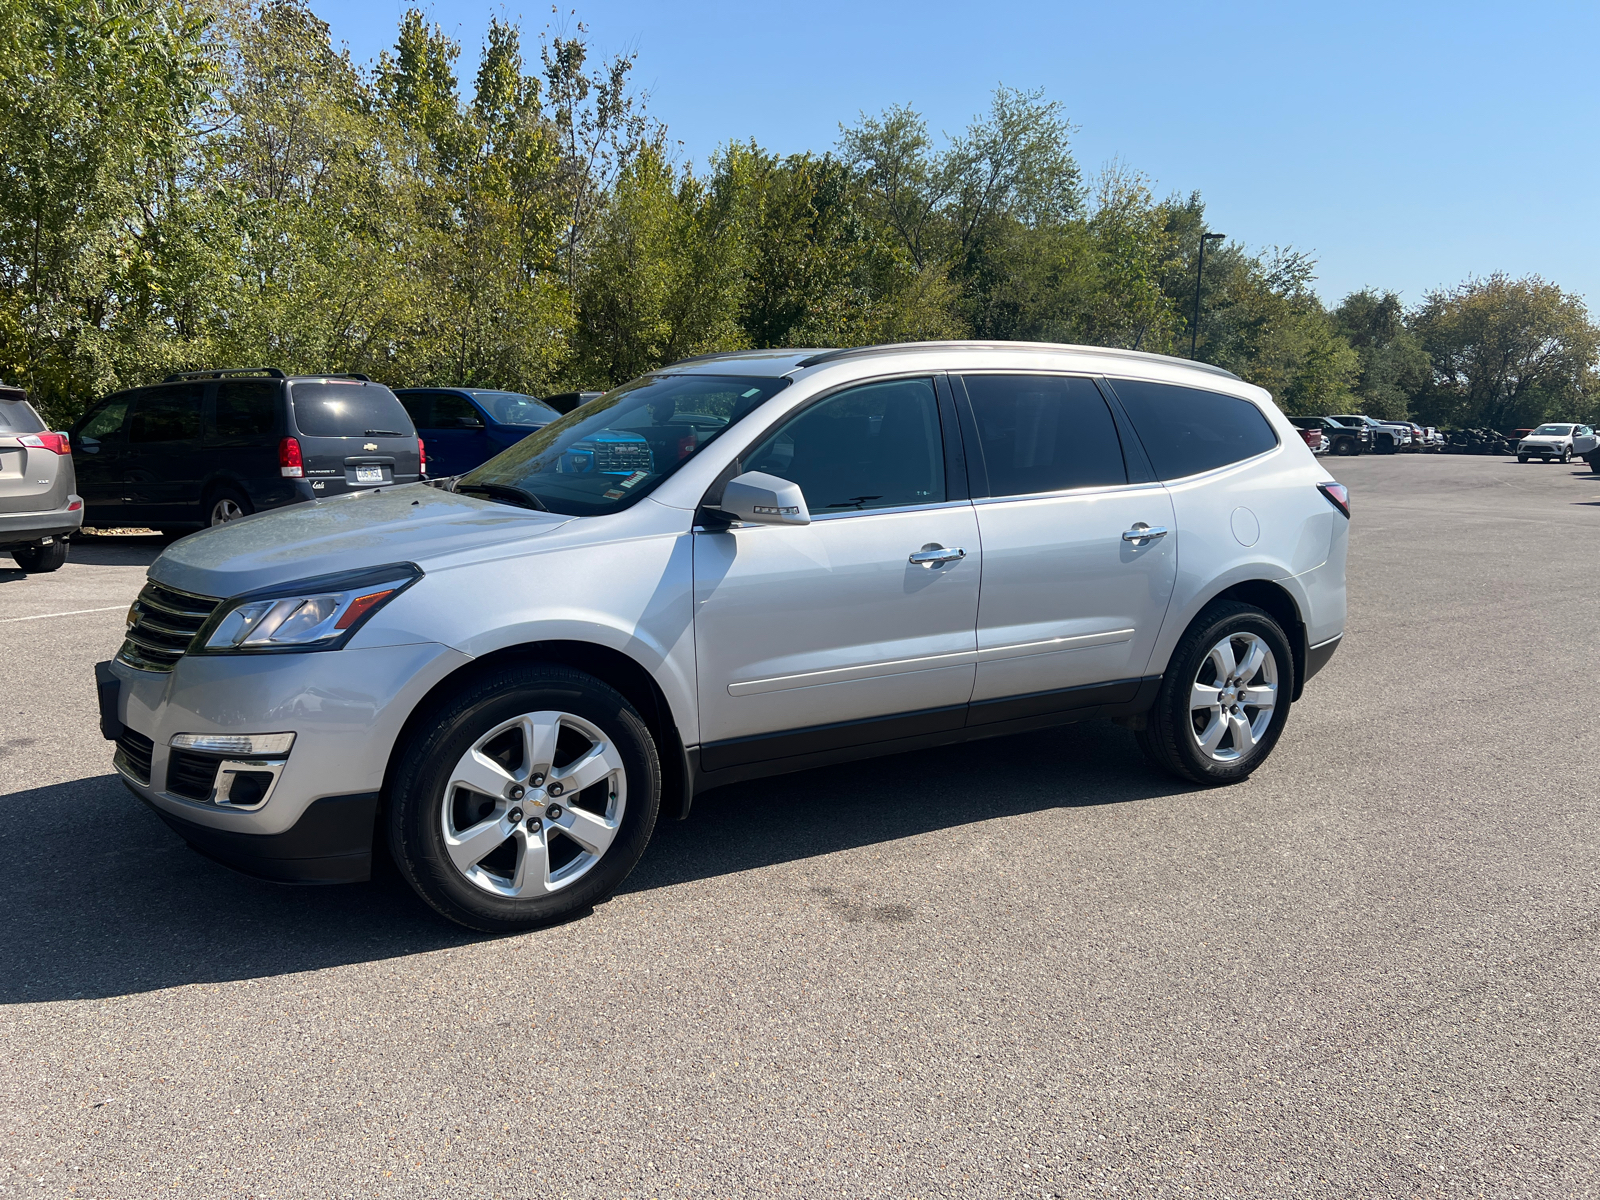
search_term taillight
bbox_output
[19,432,70,455]
[279,436,304,478]
[1318,481,1350,518]
[418,438,426,474]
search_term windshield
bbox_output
[473,391,561,427]
[291,382,415,438]
[457,373,789,516]
[1532,425,1572,436]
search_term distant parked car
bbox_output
[0,382,81,572]
[70,369,422,534]
[1289,416,1367,456]
[1517,423,1598,464]
[393,388,562,477]
[541,390,604,415]
[1330,414,1410,454]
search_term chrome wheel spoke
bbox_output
[1229,712,1257,755]
[551,740,623,796]
[1207,639,1238,681]
[1240,683,1276,710]
[1197,713,1228,753]
[517,713,562,780]
[509,826,551,896]
[1235,639,1266,683]
[449,749,518,800]
[549,804,618,857]
[1191,682,1223,710]
[446,811,514,874]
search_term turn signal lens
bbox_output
[334,588,397,629]
[170,732,296,756]
[279,436,304,478]
[418,437,426,474]
[1318,481,1350,518]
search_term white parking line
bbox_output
[0,605,126,623]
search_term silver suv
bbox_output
[100,343,1350,931]
[0,383,81,572]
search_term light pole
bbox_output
[1191,231,1226,359]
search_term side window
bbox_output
[742,378,944,514]
[961,374,1126,496]
[433,393,484,429]
[211,381,279,439]
[1109,380,1278,480]
[397,392,432,428]
[77,396,131,441]
[128,384,203,444]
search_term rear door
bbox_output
[122,383,207,525]
[206,379,284,508]
[289,380,420,495]
[415,390,491,477]
[958,373,1177,725]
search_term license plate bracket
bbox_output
[354,466,384,484]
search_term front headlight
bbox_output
[196,563,422,654]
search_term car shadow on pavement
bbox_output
[0,722,1192,1003]
[67,533,168,567]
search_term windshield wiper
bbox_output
[455,481,548,512]
[364,429,400,436]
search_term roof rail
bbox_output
[164,367,287,382]
[662,348,826,369]
[793,341,1242,380]
[322,372,372,382]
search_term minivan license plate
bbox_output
[355,466,384,484]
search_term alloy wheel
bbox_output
[210,497,245,525]
[1189,632,1277,763]
[439,710,625,898]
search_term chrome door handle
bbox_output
[909,544,967,568]
[1122,523,1168,545]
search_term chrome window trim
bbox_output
[971,479,1166,506]
[1142,444,1284,487]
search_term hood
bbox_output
[149,484,571,598]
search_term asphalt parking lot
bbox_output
[3,453,1598,1199]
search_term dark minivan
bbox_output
[70,369,423,532]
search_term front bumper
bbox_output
[0,495,83,546]
[106,639,473,877]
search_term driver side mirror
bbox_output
[717,471,810,526]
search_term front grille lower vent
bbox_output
[117,581,222,672]
[113,729,155,784]
[167,750,220,801]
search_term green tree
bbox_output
[1410,274,1600,429]
[1330,289,1429,419]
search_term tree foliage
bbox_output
[3,0,1596,431]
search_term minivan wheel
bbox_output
[10,538,69,573]
[388,665,661,932]
[1136,601,1294,786]
[206,488,251,527]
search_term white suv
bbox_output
[100,343,1349,931]
[1517,424,1597,464]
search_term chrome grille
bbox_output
[117,581,222,672]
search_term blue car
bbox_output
[394,388,563,477]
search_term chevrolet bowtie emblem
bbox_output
[363,442,378,451]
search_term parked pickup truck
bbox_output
[1330,414,1410,454]
[1290,416,1367,456]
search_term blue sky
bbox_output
[313,0,1599,309]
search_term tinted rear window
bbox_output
[290,382,414,438]
[0,399,44,433]
[961,374,1126,496]
[1109,380,1278,480]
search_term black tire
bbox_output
[205,486,252,527]
[1560,448,1572,464]
[1517,455,1529,463]
[10,538,69,573]
[1334,437,1355,457]
[1542,457,1551,464]
[1590,456,1600,475]
[388,664,661,932]
[1136,600,1294,786]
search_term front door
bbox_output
[70,393,135,524]
[956,373,1178,724]
[420,391,491,477]
[693,377,981,771]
